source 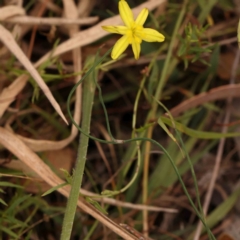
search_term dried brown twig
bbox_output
[2,16,98,25]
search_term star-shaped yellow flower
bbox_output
[102,0,165,60]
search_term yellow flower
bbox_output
[102,0,165,60]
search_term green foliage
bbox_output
[160,116,240,139]
[42,182,68,197]
[178,23,212,69]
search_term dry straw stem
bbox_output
[169,83,240,117]
[0,74,28,117]
[0,0,166,152]
[62,0,82,171]
[0,3,50,119]
[3,16,99,26]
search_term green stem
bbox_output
[60,56,97,240]
[152,0,188,115]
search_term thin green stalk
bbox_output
[156,101,213,238]
[152,0,188,115]
[176,131,215,240]
[60,56,98,240]
[83,221,98,240]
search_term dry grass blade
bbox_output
[0,5,25,20]
[4,132,79,151]
[3,16,99,26]
[63,0,78,19]
[170,84,240,117]
[0,75,28,118]
[0,24,68,125]
[62,0,82,153]
[85,195,178,213]
[0,2,53,118]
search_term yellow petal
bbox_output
[132,40,141,59]
[119,0,134,27]
[137,28,165,42]
[111,35,129,59]
[102,25,127,35]
[135,8,148,26]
